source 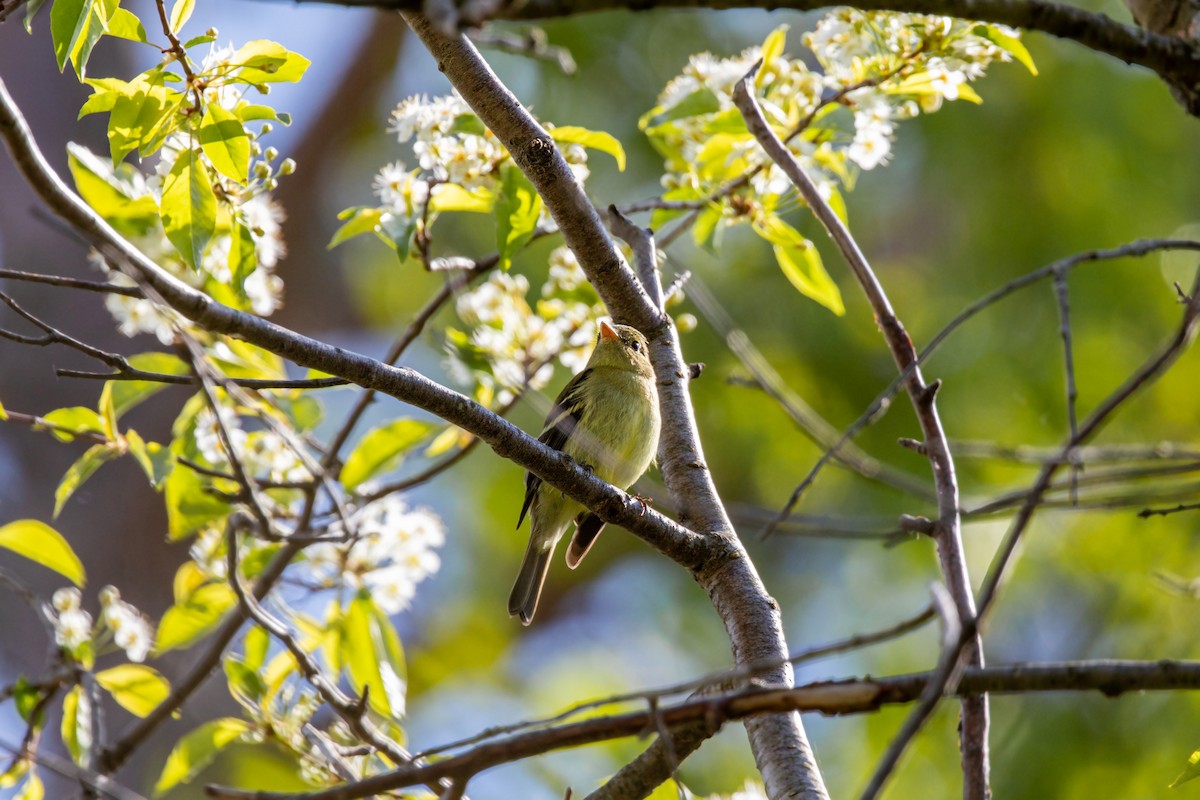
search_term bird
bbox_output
[508,320,661,625]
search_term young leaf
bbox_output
[1171,748,1200,788]
[61,685,91,765]
[328,207,383,250]
[125,431,174,488]
[101,352,189,419]
[342,593,406,717]
[754,215,844,315]
[340,418,436,492]
[227,40,311,85]
[14,772,43,800]
[228,221,258,296]
[23,0,47,33]
[0,520,86,586]
[548,126,626,171]
[428,184,494,214]
[40,406,105,442]
[54,444,118,518]
[107,8,148,43]
[198,105,250,182]
[154,717,251,796]
[977,24,1038,76]
[167,0,193,33]
[95,664,170,717]
[106,70,183,164]
[155,582,236,652]
[495,163,543,271]
[160,148,217,272]
[68,145,159,233]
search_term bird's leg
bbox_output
[629,493,653,516]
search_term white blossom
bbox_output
[99,586,154,663]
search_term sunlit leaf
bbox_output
[126,430,173,488]
[107,8,147,43]
[343,592,406,717]
[328,207,383,249]
[160,148,216,271]
[495,163,542,270]
[95,664,170,717]
[227,40,311,85]
[155,582,236,652]
[198,105,250,182]
[341,418,436,492]
[0,519,86,586]
[167,0,193,33]
[548,126,626,171]
[101,352,189,419]
[1172,748,1200,788]
[61,685,90,766]
[154,717,251,796]
[40,406,104,442]
[977,24,1038,75]
[428,184,494,214]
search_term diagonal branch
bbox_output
[734,64,988,800]
[400,16,829,799]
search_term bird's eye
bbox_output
[628,339,641,353]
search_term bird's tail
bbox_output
[508,538,553,625]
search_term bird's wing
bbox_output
[516,368,592,529]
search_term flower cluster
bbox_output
[648,15,1025,215]
[73,44,293,343]
[446,246,604,403]
[50,586,153,663]
[306,496,446,614]
[193,406,311,485]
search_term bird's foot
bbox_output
[631,494,653,515]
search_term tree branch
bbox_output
[281,0,1200,113]
[734,64,988,799]
[203,658,1200,800]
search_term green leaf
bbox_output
[428,184,493,214]
[40,406,104,442]
[341,418,436,492]
[155,582,236,652]
[95,664,169,717]
[55,444,118,518]
[154,717,251,796]
[977,24,1038,76]
[449,113,488,137]
[227,40,311,85]
[327,207,383,250]
[198,104,250,182]
[126,430,173,488]
[101,352,189,419]
[183,33,215,48]
[69,145,160,232]
[11,677,41,722]
[14,771,43,800]
[164,458,231,540]
[760,24,789,68]
[161,148,216,271]
[23,0,47,33]
[692,203,723,252]
[106,69,183,164]
[61,685,90,765]
[50,0,116,78]
[758,221,844,316]
[243,625,269,671]
[495,163,543,271]
[167,0,193,33]
[107,7,147,43]
[548,126,626,171]
[639,88,721,130]
[342,593,406,717]
[1171,748,1200,787]
[0,520,86,586]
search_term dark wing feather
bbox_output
[516,368,592,529]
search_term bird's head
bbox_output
[589,320,654,378]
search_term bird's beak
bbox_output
[599,320,620,342]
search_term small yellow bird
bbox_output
[508,320,661,625]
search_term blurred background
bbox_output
[2,0,1200,797]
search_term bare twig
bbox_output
[1053,267,1081,502]
[0,268,141,296]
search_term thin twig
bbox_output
[1053,266,1081,503]
[0,268,141,296]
